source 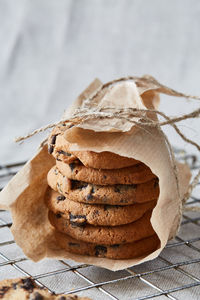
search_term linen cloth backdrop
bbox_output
[0,0,200,163]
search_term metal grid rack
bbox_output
[0,150,200,300]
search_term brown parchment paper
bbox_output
[0,78,191,271]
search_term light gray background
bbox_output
[0,0,200,163]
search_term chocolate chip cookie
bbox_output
[49,210,155,245]
[47,166,159,205]
[0,277,90,299]
[56,160,156,185]
[48,125,139,169]
[45,188,157,226]
[55,230,160,259]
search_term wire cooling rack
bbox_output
[0,149,200,300]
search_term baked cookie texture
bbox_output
[45,188,157,226]
[49,210,155,245]
[56,160,156,185]
[55,231,160,259]
[46,124,160,260]
[0,277,91,300]
[47,166,159,205]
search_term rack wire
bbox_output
[0,149,200,300]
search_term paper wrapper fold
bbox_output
[0,78,191,271]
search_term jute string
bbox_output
[15,76,200,236]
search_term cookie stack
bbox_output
[46,125,160,259]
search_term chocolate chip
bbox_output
[0,286,10,296]
[71,180,88,190]
[86,194,93,201]
[12,283,17,290]
[70,180,78,190]
[114,186,121,193]
[21,278,35,291]
[69,242,80,247]
[57,195,66,202]
[91,186,95,194]
[56,158,62,161]
[32,292,44,300]
[95,245,107,257]
[48,144,54,154]
[56,213,62,218]
[69,124,74,128]
[69,163,76,171]
[58,150,71,156]
[59,297,66,300]
[103,175,107,179]
[110,244,120,248]
[70,213,87,226]
[51,134,57,145]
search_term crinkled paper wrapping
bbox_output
[0,78,191,271]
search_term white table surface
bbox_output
[0,0,200,163]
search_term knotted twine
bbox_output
[15,75,200,237]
